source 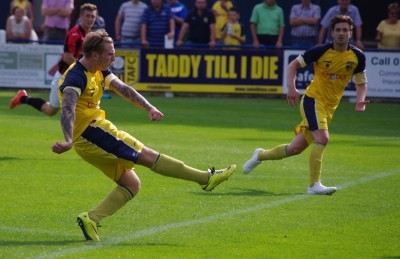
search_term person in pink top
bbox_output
[41,0,74,43]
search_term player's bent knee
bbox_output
[118,170,141,196]
[287,143,307,156]
[124,178,141,196]
[288,147,303,156]
[137,147,160,168]
[42,103,59,116]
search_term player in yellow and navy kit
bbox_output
[243,15,369,195]
[51,29,235,241]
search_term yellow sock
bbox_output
[151,154,209,185]
[258,144,289,161]
[309,143,325,187]
[88,185,133,224]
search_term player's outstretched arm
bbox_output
[286,59,301,106]
[109,77,164,121]
[51,88,77,154]
[355,83,369,112]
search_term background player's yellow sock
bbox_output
[309,143,325,187]
[258,144,289,161]
[151,154,208,185]
[89,185,133,224]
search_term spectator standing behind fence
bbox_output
[376,2,400,50]
[289,0,320,48]
[221,7,245,47]
[167,0,188,43]
[318,0,363,49]
[41,0,74,43]
[212,0,234,44]
[115,0,147,44]
[141,0,174,47]
[176,0,216,47]
[250,0,285,48]
[10,0,34,24]
[6,6,38,43]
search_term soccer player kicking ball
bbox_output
[51,29,235,241]
[243,15,369,195]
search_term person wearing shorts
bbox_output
[243,15,369,195]
[51,29,235,241]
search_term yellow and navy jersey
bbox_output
[58,25,90,74]
[212,0,234,40]
[222,22,245,46]
[58,61,116,142]
[297,43,366,110]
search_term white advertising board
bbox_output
[283,49,400,98]
[0,43,62,89]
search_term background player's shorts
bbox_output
[74,119,144,181]
[294,95,334,144]
[49,71,62,108]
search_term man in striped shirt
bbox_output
[115,0,148,44]
[289,0,321,48]
[141,0,174,47]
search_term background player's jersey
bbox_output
[297,43,366,109]
[58,25,90,74]
[59,61,113,142]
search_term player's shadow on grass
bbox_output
[0,240,83,246]
[0,156,20,161]
[194,188,303,196]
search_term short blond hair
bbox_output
[83,29,113,57]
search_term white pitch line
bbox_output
[28,169,399,258]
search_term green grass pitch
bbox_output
[0,90,399,258]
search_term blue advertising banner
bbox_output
[112,47,284,94]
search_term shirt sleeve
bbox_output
[141,8,149,24]
[279,8,285,27]
[179,4,188,19]
[59,68,87,95]
[250,6,258,24]
[289,5,296,19]
[354,71,367,84]
[208,10,216,24]
[352,7,363,26]
[67,0,74,9]
[314,5,321,19]
[118,3,125,16]
[320,8,334,28]
[102,69,118,89]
